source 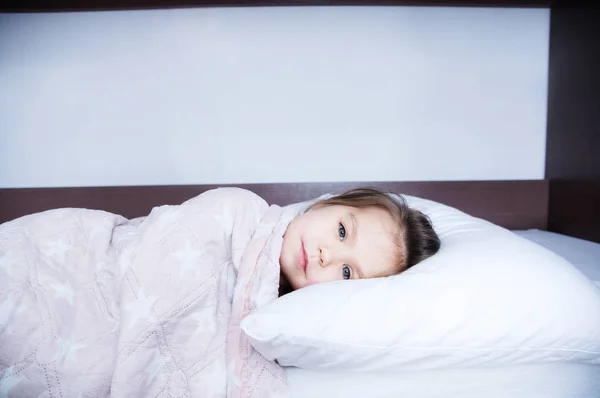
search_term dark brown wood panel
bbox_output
[545,5,600,243]
[0,0,555,13]
[548,179,600,243]
[545,4,600,180]
[0,180,549,230]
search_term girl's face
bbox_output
[279,204,402,291]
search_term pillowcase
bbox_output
[514,229,600,283]
[241,194,600,372]
[281,193,332,214]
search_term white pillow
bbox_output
[281,193,332,214]
[241,195,600,372]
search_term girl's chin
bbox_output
[290,277,309,290]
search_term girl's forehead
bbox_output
[349,208,403,277]
[318,204,390,220]
[351,207,398,232]
[357,232,401,278]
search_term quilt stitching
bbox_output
[0,189,291,397]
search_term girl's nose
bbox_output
[319,247,330,267]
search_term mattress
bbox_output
[285,363,600,398]
[284,229,600,398]
[514,229,600,283]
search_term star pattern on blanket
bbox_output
[0,366,23,398]
[126,289,157,328]
[0,251,16,276]
[192,307,216,338]
[3,322,16,336]
[173,241,203,276]
[144,354,165,386]
[41,238,71,264]
[0,298,26,335]
[59,335,86,363]
[94,259,106,273]
[52,283,75,306]
[198,361,226,398]
[0,297,16,326]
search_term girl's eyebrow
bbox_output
[349,212,358,243]
[349,212,365,278]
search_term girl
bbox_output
[279,188,441,295]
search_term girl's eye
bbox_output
[338,223,346,241]
[342,265,352,280]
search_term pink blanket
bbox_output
[0,188,293,397]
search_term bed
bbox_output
[1,180,599,397]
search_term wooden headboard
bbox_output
[0,180,549,231]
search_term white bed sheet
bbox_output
[285,363,600,398]
[514,229,600,283]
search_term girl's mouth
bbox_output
[298,241,308,271]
